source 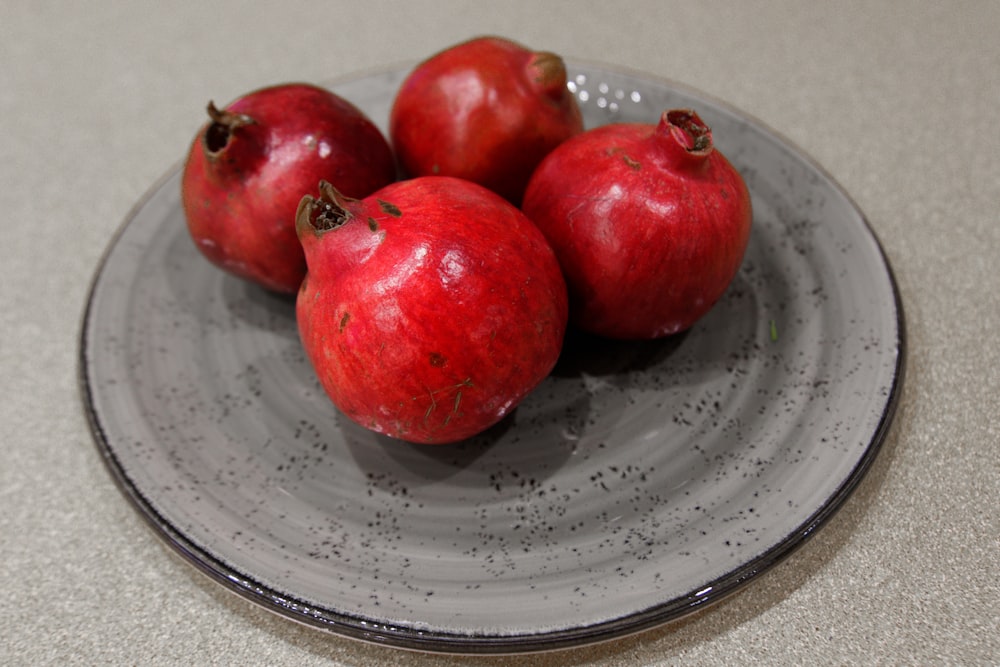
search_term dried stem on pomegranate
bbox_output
[203,101,256,154]
[529,51,570,99]
[297,181,354,235]
[666,109,713,154]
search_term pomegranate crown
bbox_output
[296,181,357,237]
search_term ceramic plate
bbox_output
[79,62,904,654]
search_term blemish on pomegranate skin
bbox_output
[368,216,379,231]
[622,154,641,170]
[377,199,403,217]
[603,146,641,170]
[429,352,447,367]
[339,312,351,332]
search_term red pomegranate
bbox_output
[389,36,583,205]
[522,109,753,339]
[295,176,568,444]
[181,83,396,293]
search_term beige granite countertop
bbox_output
[2,1,997,664]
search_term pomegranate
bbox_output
[389,36,583,205]
[295,176,568,444]
[181,83,396,293]
[522,109,753,340]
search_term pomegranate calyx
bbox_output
[296,180,357,238]
[664,109,713,155]
[203,101,256,155]
[528,51,569,100]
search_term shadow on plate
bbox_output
[338,326,690,498]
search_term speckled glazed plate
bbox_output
[80,61,904,654]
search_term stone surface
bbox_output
[2,2,997,664]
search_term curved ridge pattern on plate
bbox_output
[79,62,904,654]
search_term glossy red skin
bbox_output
[389,36,583,205]
[296,176,568,444]
[181,83,396,293]
[522,109,753,339]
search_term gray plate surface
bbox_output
[80,62,904,654]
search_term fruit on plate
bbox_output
[522,108,753,339]
[181,83,396,293]
[389,36,584,205]
[295,176,569,444]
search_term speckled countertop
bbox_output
[2,2,997,665]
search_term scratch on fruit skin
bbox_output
[443,390,463,426]
[561,194,613,224]
[416,377,474,427]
